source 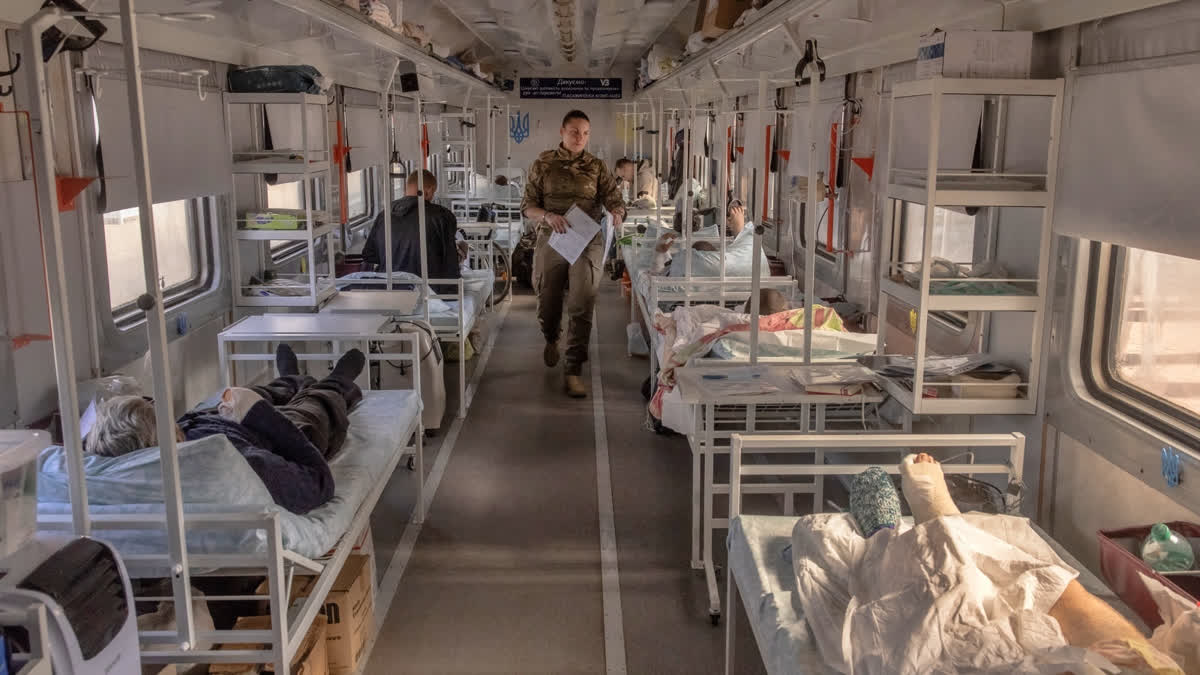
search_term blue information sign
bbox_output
[519,78,622,99]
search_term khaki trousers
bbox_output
[533,226,604,375]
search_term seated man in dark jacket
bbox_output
[83,345,365,515]
[362,169,462,293]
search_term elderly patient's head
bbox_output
[85,395,182,458]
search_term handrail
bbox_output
[282,0,507,99]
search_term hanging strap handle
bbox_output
[795,39,826,86]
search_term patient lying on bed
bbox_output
[791,455,1186,674]
[84,345,365,515]
[650,202,770,278]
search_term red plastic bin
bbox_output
[1097,521,1200,629]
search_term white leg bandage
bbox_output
[900,454,961,524]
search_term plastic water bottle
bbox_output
[1141,523,1195,572]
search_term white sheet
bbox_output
[727,515,1141,675]
[791,513,1118,674]
[38,390,421,561]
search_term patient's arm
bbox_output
[1049,580,1144,647]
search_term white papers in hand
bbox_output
[549,205,601,265]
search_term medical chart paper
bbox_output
[600,213,616,269]
[550,205,602,265]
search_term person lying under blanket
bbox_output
[83,345,365,515]
[650,201,770,278]
[792,454,1187,674]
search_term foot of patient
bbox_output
[900,453,961,525]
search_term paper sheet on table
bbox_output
[549,205,602,265]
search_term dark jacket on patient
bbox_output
[362,196,460,291]
[177,401,334,514]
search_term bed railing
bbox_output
[728,432,1026,524]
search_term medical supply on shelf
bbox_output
[1142,523,1196,573]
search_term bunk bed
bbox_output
[722,433,1139,675]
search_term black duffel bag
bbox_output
[228,65,326,95]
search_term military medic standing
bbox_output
[521,110,626,398]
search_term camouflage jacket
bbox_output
[521,144,624,223]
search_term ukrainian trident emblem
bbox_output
[510,112,530,144]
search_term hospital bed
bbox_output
[672,365,904,625]
[333,257,495,418]
[722,432,1137,675]
[37,319,424,675]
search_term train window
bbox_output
[1109,248,1200,418]
[104,198,214,321]
[267,178,326,259]
[898,202,975,266]
[1083,243,1200,446]
[346,169,368,221]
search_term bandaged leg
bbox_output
[900,452,960,524]
[849,467,901,536]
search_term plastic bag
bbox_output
[627,323,649,357]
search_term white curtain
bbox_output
[345,105,387,168]
[97,81,231,209]
[1055,56,1200,260]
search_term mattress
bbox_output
[38,390,421,562]
[727,515,1139,675]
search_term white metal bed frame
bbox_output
[723,432,1027,675]
[625,251,800,386]
[333,235,495,419]
[37,329,423,674]
[671,364,907,624]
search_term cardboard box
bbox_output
[916,30,1032,80]
[210,615,328,675]
[351,526,378,602]
[252,551,375,675]
[701,0,751,39]
[319,555,374,675]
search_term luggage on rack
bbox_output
[227,65,328,95]
[375,320,446,431]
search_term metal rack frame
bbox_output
[224,92,337,308]
[875,77,1064,415]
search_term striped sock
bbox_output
[849,467,902,537]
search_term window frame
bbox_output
[345,166,376,232]
[889,199,973,332]
[266,176,327,264]
[108,196,218,329]
[1082,242,1200,448]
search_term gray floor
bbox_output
[365,282,766,675]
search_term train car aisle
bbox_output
[367,290,606,673]
[366,281,764,674]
